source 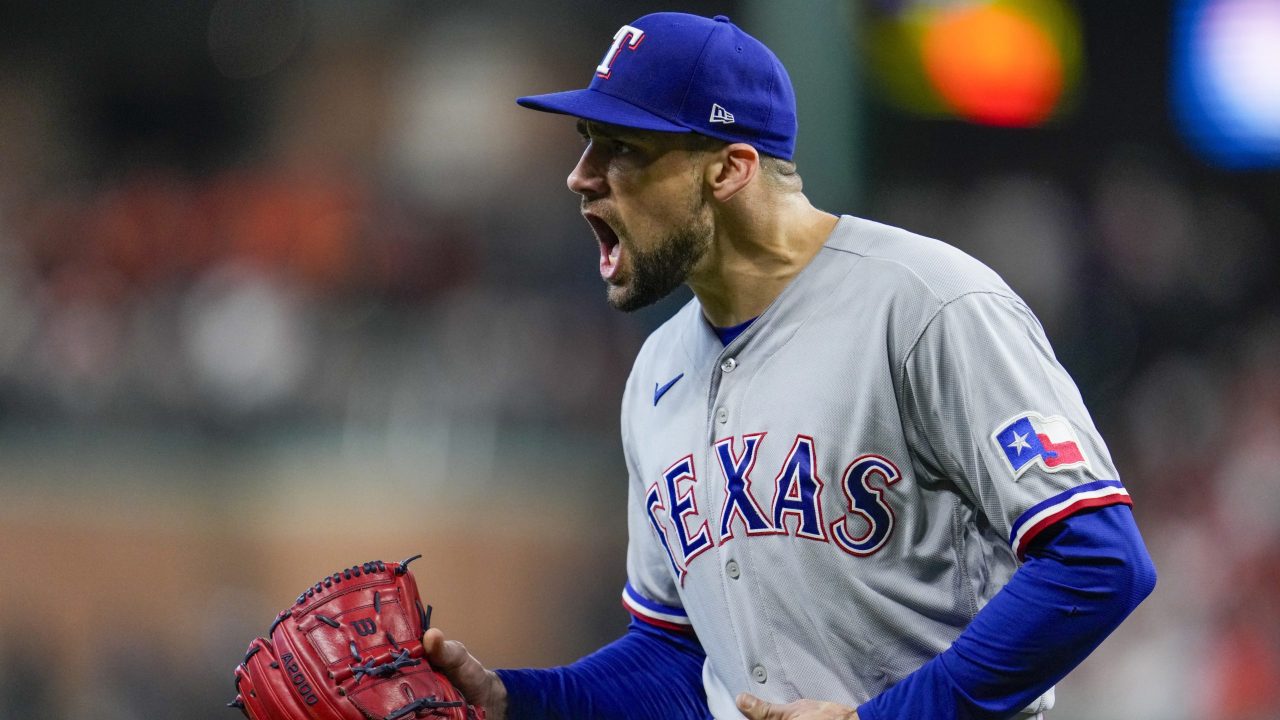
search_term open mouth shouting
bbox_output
[583,210,624,282]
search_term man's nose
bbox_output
[567,145,607,199]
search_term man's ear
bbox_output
[705,143,759,202]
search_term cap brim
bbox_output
[516,88,692,134]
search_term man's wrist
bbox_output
[483,669,509,719]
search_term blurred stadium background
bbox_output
[0,1,1277,718]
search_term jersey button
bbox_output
[725,559,740,579]
[716,407,728,424]
[751,664,768,683]
[720,357,737,373]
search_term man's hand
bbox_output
[423,628,509,720]
[736,693,859,720]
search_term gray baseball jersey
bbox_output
[619,215,1131,719]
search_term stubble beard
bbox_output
[606,198,712,313]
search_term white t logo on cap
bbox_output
[596,24,645,79]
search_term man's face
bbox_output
[568,120,714,312]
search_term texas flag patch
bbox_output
[993,413,1089,478]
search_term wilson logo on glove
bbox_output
[229,555,484,720]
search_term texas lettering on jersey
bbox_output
[646,432,901,581]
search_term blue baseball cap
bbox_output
[517,13,797,161]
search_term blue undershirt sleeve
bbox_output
[495,617,712,720]
[858,503,1156,720]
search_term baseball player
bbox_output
[425,12,1156,720]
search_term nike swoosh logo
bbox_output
[653,373,685,406]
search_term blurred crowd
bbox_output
[0,2,1277,719]
[0,1,643,436]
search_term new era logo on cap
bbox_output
[709,104,735,124]
[516,13,797,160]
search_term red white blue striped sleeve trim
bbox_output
[622,581,692,632]
[1010,479,1132,559]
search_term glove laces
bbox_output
[351,648,422,683]
[383,695,466,719]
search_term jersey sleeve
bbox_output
[901,291,1132,559]
[620,382,692,632]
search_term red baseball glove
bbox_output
[230,556,484,720]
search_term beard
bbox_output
[606,199,712,313]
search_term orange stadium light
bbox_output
[866,0,1083,127]
[922,4,1062,126]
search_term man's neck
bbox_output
[690,198,839,328]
